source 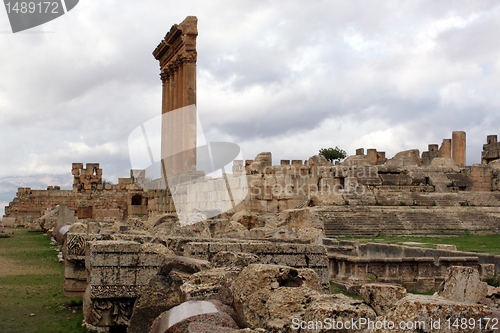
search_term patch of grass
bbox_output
[329,282,363,300]
[485,273,500,287]
[0,229,91,333]
[341,234,500,255]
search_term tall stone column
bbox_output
[452,131,466,166]
[153,16,198,177]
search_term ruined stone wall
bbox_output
[145,189,175,217]
[326,239,499,293]
[482,134,500,164]
[4,188,145,220]
[329,254,490,293]
[235,151,498,214]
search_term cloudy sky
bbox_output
[1,0,500,214]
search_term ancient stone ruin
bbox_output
[2,16,500,333]
[153,16,198,178]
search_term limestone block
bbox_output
[64,259,87,280]
[305,253,329,267]
[360,283,407,316]
[436,244,457,251]
[268,254,307,267]
[127,257,210,333]
[88,240,141,254]
[222,243,241,253]
[385,294,492,333]
[211,251,260,268]
[136,267,161,285]
[438,266,488,304]
[302,293,377,332]
[180,267,241,302]
[232,264,324,329]
[160,255,211,277]
[1,217,16,227]
[183,242,209,257]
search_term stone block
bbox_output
[269,254,306,267]
[436,244,457,251]
[137,253,163,267]
[386,294,492,333]
[88,240,142,254]
[232,264,325,330]
[306,254,329,267]
[438,266,488,304]
[360,283,407,316]
[208,243,227,253]
[64,260,87,280]
[136,267,161,285]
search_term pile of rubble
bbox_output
[87,255,499,333]
[7,199,500,332]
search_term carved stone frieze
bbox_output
[90,284,141,299]
[87,298,135,326]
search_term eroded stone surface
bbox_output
[382,294,492,333]
[127,256,211,333]
[180,267,241,302]
[437,266,488,304]
[360,283,407,316]
[232,264,324,329]
[211,251,260,268]
[303,293,377,333]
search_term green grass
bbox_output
[342,234,500,255]
[485,273,500,287]
[0,229,90,333]
[329,282,363,300]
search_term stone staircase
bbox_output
[319,206,500,237]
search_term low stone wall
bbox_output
[325,238,499,293]
[329,254,492,293]
[357,242,500,271]
[4,187,146,220]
